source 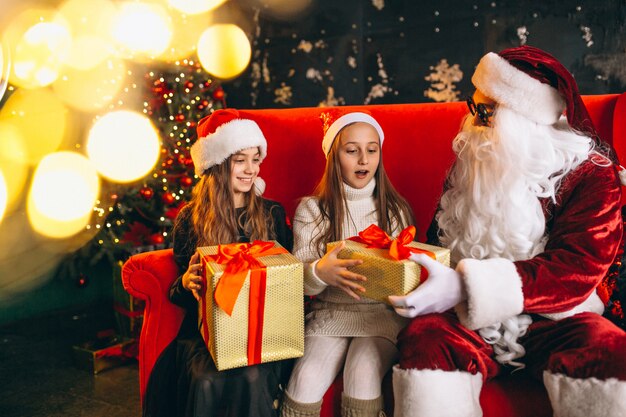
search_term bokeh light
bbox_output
[64,35,115,71]
[197,24,251,79]
[158,10,214,62]
[2,7,70,89]
[0,170,7,224]
[27,151,100,239]
[56,0,117,38]
[0,41,9,102]
[53,55,126,112]
[168,0,227,15]
[111,2,172,59]
[87,111,161,183]
[55,0,117,70]
[0,88,68,165]
[0,122,29,213]
[11,21,71,88]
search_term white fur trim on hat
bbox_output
[544,372,626,417]
[322,112,384,157]
[454,257,524,330]
[392,366,483,417]
[471,52,566,125]
[190,119,267,176]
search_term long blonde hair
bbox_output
[311,126,415,253]
[178,153,274,247]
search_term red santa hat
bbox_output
[471,45,597,137]
[320,109,384,157]
[190,108,267,194]
[190,108,268,177]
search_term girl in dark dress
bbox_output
[143,109,293,417]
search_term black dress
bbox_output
[143,199,294,417]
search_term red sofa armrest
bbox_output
[121,248,185,402]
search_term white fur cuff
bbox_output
[455,258,524,330]
[544,371,626,417]
[392,366,482,417]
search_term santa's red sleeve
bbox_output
[455,160,623,330]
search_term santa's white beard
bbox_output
[437,107,594,264]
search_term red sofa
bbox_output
[122,92,626,416]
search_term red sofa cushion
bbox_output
[122,93,626,416]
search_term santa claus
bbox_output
[389,46,626,417]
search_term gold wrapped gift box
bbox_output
[197,241,304,371]
[327,239,450,304]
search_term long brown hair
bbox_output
[181,153,274,246]
[311,126,415,253]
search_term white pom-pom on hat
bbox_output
[253,177,266,195]
[617,165,626,187]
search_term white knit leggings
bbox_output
[285,335,398,403]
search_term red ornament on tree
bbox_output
[152,79,165,94]
[162,193,175,205]
[197,99,210,110]
[149,233,165,245]
[212,87,225,101]
[165,201,187,220]
[139,186,154,200]
[175,113,185,122]
[75,273,89,288]
[180,175,193,187]
[185,81,194,89]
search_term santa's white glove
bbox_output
[389,253,466,318]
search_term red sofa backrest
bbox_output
[124,93,626,406]
[239,93,626,241]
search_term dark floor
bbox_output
[0,304,141,417]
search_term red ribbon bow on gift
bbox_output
[200,240,287,366]
[203,240,287,316]
[348,224,436,279]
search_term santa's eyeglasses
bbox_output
[466,97,494,125]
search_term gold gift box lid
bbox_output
[72,335,136,374]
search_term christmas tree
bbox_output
[62,60,225,282]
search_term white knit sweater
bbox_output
[292,179,409,342]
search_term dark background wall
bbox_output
[224,0,626,109]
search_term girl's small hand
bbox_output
[183,252,203,301]
[315,241,367,300]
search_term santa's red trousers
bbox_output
[397,311,626,381]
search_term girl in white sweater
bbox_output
[280,111,415,417]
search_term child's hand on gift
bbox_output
[183,252,204,301]
[389,253,465,318]
[315,241,367,300]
